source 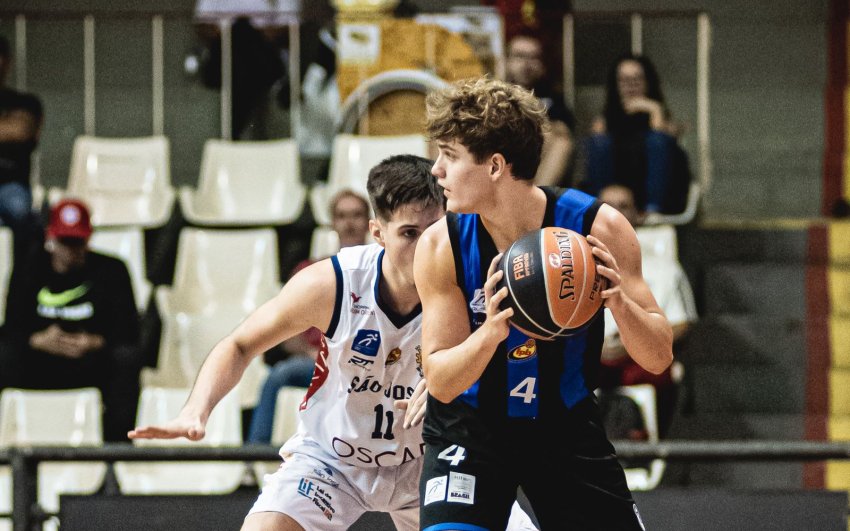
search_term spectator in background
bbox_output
[596,184,698,436]
[0,199,142,442]
[580,53,691,217]
[505,30,577,187]
[0,35,43,264]
[247,188,371,443]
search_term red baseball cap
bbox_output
[47,198,93,241]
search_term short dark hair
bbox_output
[367,154,445,221]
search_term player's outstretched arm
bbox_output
[415,219,512,403]
[128,259,338,441]
[589,204,674,374]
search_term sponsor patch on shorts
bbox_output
[424,476,447,505]
[447,472,475,505]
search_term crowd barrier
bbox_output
[2,441,850,530]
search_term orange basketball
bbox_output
[497,227,606,340]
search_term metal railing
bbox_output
[2,440,850,531]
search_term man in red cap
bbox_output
[0,198,142,442]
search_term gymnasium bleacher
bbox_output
[0,2,848,530]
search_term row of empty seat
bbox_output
[49,133,430,229]
[0,384,303,530]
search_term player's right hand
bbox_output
[127,415,206,442]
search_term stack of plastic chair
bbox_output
[309,133,429,225]
[88,227,153,313]
[143,227,279,408]
[617,384,666,490]
[180,138,306,227]
[114,387,244,494]
[0,227,12,328]
[49,135,174,228]
[0,388,107,530]
[253,386,309,483]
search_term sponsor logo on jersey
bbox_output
[508,339,537,360]
[312,466,339,487]
[385,347,401,366]
[415,345,424,378]
[424,476,447,505]
[349,291,373,315]
[297,478,335,521]
[469,288,485,314]
[350,329,380,366]
[352,329,380,355]
[331,436,425,466]
[447,472,475,504]
[347,375,415,401]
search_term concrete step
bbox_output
[689,365,805,414]
[703,263,806,317]
[684,314,806,366]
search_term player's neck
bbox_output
[378,265,420,315]
[480,184,547,251]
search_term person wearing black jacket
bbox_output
[0,198,141,442]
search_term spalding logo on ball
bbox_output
[497,227,606,340]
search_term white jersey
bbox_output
[281,244,425,468]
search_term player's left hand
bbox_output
[586,235,625,306]
[395,378,427,429]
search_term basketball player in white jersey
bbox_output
[129,154,445,531]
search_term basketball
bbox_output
[497,227,606,340]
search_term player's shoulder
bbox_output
[417,216,450,261]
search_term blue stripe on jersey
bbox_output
[553,188,597,407]
[505,327,539,417]
[561,333,590,408]
[555,188,596,232]
[456,214,482,408]
[326,255,344,338]
[423,524,489,531]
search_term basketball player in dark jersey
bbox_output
[414,77,673,530]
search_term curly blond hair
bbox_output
[425,76,548,181]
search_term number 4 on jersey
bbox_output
[438,444,467,467]
[510,377,537,404]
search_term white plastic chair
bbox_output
[0,227,12,327]
[643,181,701,227]
[89,227,152,313]
[635,224,678,261]
[146,227,278,406]
[180,139,306,226]
[0,388,107,519]
[142,309,268,410]
[157,227,281,316]
[309,134,429,225]
[309,226,341,261]
[617,384,666,491]
[50,135,174,228]
[253,386,308,482]
[114,387,244,495]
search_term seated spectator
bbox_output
[247,189,371,443]
[0,35,44,264]
[505,29,577,187]
[580,53,691,216]
[0,198,142,442]
[596,184,698,437]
